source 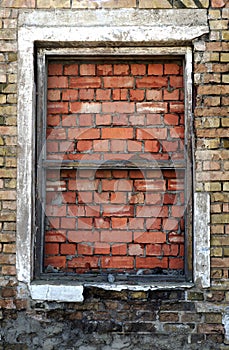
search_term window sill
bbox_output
[29,281,194,302]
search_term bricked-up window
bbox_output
[36,55,192,282]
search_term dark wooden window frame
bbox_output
[35,46,193,283]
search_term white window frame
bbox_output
[17,9,210,302]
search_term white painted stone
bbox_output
[194,192,211,288]
[29,284,84,302]
[223,309,229,344]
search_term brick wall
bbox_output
[0,1,229,349]
[45,60,185,275]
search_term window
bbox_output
[17,9,210,301]
[35,49,193,283]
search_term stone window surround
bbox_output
[17,9,210,302]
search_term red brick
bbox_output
[137,128,167,140]
[136,257,168,269]
[68,230,99,243]
[113,64,130,75]
[134,231,166,243]
[110,140,126,152]
[111,243,127,255]
[46,205,67,217]
[68,128,100,140]
[101,256,134,269]
[136,102,167,114]
[48,76,68,88]
[211,0,226,7]
[129,114,145,126]
[129,193,144,204]
[171,206,184,217]
[168,232,184,243]
[102,127,133,139]
[100,230,132,242]
[169,102,184,113]
[145,218,162,230]
[169,258,184,269]
[168,179,184,191]
[60,244,76,255]
[96,114,112,125]
[112,114,128,125]
[62,115,77,126]
[47,115,61,127]
[110,192,127,204]
[127,140,142,152]
[136,76,167,88]
[134,180,166,192]
[45,256,66,268]
[146,90,163,101]
[85,205,100,217]
[136,206,168,217]
[112,170,128,178]
[78,243,93,255]
[93,140,109,152]
[170,76,183,88]
[131,64,146,75]
[164,64,180,75]
[47,128,66,140]
[79,89,94,100]
[78,218,93,229]
[103,204,134,217]
[45,231,66,243]
[47,218,60,229]
[70,102,100,114]
[95,170,112,178]
[94,217,110,228]
[48,63,63,75]
[94,243,110,254]
[146,114,162,125]
[96,89,111,100]
[103,77,134,88]
[48,89,61,101]
[70,77,101,88]
[68,256,99,269]
[102,102,135,113]
[129,244,144,256]
[169,126,184,138]
[80,64,96,76]
[112,217,128,229]
[146,244,162,256]
[78,114,93,126]
[61,218,76,229]
[64,64,78,75]
[97,64,113,76]
[58,90,75,103]
[148,64,163,75]
[77,140,93,152]
[112,88,128,101]
[162,141,179,153]
[145,140,160,152]
[101,179,116,191]
[47,102,68,114]
[129,89,145,101]
[163,218,178,231]
[145,194,161,205]
[164,114,179,125]
[129,218,144,230]
[163,244,179,256]
[164,89,179,100]
[45,243,59,255]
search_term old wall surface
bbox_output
[0,0,228,349]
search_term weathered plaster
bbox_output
[194,193,211,288]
